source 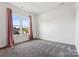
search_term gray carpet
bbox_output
[0,39,78,57]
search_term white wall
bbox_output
[0,3,7,48]
[0,2,37,48]
[32,15,38,38]
[37,3,75,45]
[13,34,29,44]
[75,2,79,55]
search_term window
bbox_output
[13,15,20,35]
[13,14,29,35]
[22,16,29,34]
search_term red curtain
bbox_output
[7,8,14,47]
[29,16,33,40]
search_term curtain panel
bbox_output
[29,16,33,40]
[7,8,14,47]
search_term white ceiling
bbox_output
[9,2,65,14]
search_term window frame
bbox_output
[12,13,29,35]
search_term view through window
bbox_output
[22,16,29,34]
[13,14,29,35]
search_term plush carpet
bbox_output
[0,39,78,57]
